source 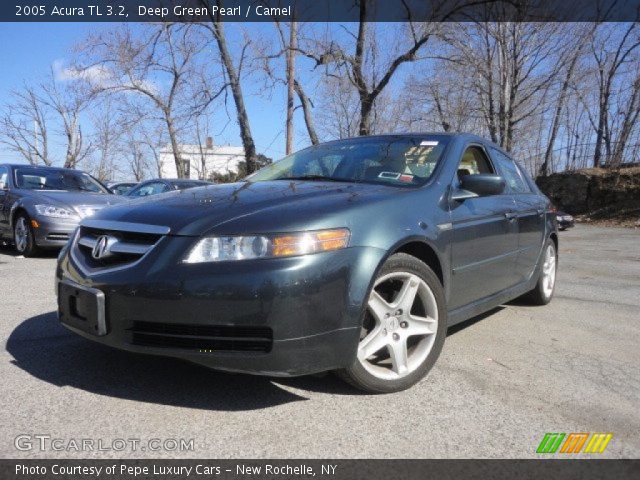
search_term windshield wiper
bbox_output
[276,175,354,183]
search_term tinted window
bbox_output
[112,184,136,195]
[247,136,450,187]
[0,166,7,189]
[171,181,208,190]
[128,182,167,197]
[14,168,108,193]
[490,149,531,194]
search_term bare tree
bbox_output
[257,19,320,148]
[76,23,220,177]
[89,99,123,181]
[40,71,92,168]
[610,68,640,165]
[298,2,437,136]
[441,21,566,153]
[0,85,50,165]
[201,2,258,173]
[587,23,640,166]
[539,25,593,176]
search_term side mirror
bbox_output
[453,174,505,200]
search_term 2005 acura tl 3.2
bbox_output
[56,133,558,393]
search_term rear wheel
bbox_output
[338,253,446,393]
[13,214,39,257]
[523,239,557,305]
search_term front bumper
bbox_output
[56,239,386,376]
[32,216,78,247]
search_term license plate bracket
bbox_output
[58,281,107,336]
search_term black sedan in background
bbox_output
[0,164,125,256]
[556,210,575,230]
[56,133,558,393]
[126,178,212,197]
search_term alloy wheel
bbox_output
[541,243,557,298]
[357,271,439,380]
[14,217,29,253]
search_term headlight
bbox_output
[34,204,79,219]
[183,228,350,263]
[75,206,97,218]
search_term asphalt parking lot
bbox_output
[1,224,639,458]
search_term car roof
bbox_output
[138,178,209,184]
[308,132,504,152]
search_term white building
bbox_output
[159,137,245,180]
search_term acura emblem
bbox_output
[92,235,113,260]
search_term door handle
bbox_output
[505,212,517,221]
[536,208,545,216]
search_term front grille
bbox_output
[129,321,273,353]
[71,220,169,273]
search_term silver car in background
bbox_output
[0,164,126,256]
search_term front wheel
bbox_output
[337,253,447,393]
[13,214,39,257]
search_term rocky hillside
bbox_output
[536,166,640,226]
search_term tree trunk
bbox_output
[208,14,257,173]
[611,75,640,165]
[359,95,373,136]
[593,102,606,168]
[294,80,319,145]
[166,116,185,178]
[541,53,580,176]
[285,20,297,154]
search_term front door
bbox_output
[449,145,519,310]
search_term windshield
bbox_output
[14,168,109,193]
[247,136,449,186]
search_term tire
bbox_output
[338,253,447,393]
[522,238,557,305]
[13,213,40,257]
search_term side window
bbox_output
[0,167,8,189]
[490,149,531,194]
[457,146,494,182]
[130,182,166,197]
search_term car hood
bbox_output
[30,190,127,208]
[90,180,403,236]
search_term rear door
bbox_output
[449,144,519,310]
[490,148,546,282]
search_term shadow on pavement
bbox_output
[6,312,317,411]
[446,306,505,336]
[8,306,510,402]
[0,243,59,259]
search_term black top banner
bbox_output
[3,0,640,22]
